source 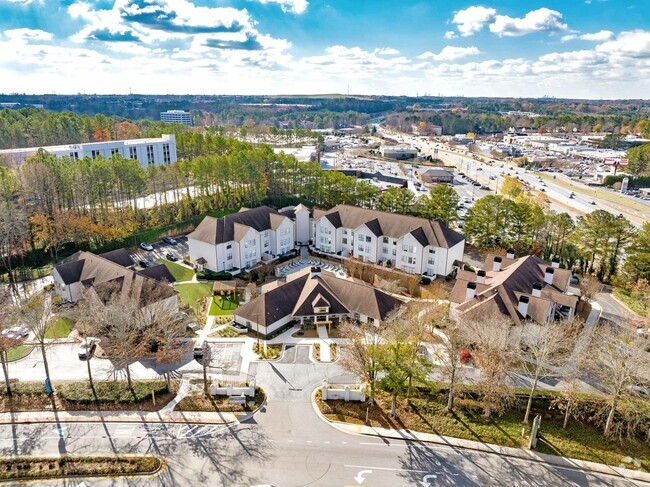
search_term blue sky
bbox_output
[0,0,648,98]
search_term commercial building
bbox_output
[0,134,177,167]
[380,145,418,160]
[450,252,578,325]
[160,110,192,126]
[233,266,402,338]
[420,168,454,184]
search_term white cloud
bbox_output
[374,47,400,55]
[595,30,650,58]
[419,46,480,61]
[252,0,308,14]
[489,8,568,37]
[444,31,457,40]
[562,30,614,42]
[3,0,43,4]
[4,28,53,41]
[452,6,496,37]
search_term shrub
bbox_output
[58,381,168,404]
[197,270,233,281]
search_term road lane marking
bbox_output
[344,465,427,473]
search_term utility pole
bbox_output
[254,313,261,351]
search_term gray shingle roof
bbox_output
[318,205,464,249]
[188,206,292,245]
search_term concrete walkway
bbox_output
[317,325,331,362]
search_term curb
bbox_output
[309,388,650,484]
[0,412,238,426]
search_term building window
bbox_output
[342,229,348,235]
[91,150,99,159]
[392,248,397,256]
[383,237,389,243]
[365,236,371,243]
[162,144,171,164]
[226,244,232,250]
[111,148,119,156]
[146,145,154,165]
[129,146,137,159]
[320,226,331,235]
[382,247,389,254]
[280,227,290,236]
[365,245,371,253]
[342,238,348,245]
[357,244,364,252]
[226,253,232,260]
[264,241,269,248]
[358,234,364,242]
[69,152,79,160]
[428,257,435,264]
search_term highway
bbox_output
[380,129,648,227]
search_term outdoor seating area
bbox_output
[275,259,347,278]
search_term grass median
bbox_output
[175,387,265,413]
[316,389,650,472]
[0,455,163,481]
[0,380,174,412]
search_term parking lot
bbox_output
[129,236,189,269]
[206,342,243,372]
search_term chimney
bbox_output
[518,295,530,318]
[551,257,560,269]
[310,266,322,279]
[506,248,515,259]
[476,270,486,284]
[492,256,503,272]
[465,282,477,301]
[544,267,554,285]
[532,282,543,298]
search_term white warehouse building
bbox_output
[0,134,177,167]
[160,110,192,126]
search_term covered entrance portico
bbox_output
[298,314,344,334]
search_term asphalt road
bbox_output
[2,357,648,486]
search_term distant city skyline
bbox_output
[0,0,648,99]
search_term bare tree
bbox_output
[339,320,386,405]
[461,313,518,418]
[579,274,602,304]
[517,318,581,424]
[0,201,29,291]
[435,318,467,412]
[587,324,650,436]
[21,292,54,390]
[83,280,175,390]
[152,314,192,391]
[0,289,19,395]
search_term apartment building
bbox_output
[188,206,299,273]
[189,204,464,277]
[450,251,579,325]
[0,134,177,166]
[312,205,464,277]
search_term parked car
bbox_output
[138,259,154,268]
[166,253,179,262]
[139,242,154,251]
[162,236,177,245]
[77,339,97,360]
[590,201,596,205]
[459,349,472,364]
[1,326,29,340]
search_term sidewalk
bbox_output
[0,408,237,426]
[317,325,331,362]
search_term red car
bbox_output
[459,349,472,364]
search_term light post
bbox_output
[254,313,261,351]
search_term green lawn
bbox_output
[6,345,33,362]
[209,294,240,316]
[45,317,74,339]
[156,259,195,282]
[175,283,212,314]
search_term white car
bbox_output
[1,326,29,340]
[139,242,154,251]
